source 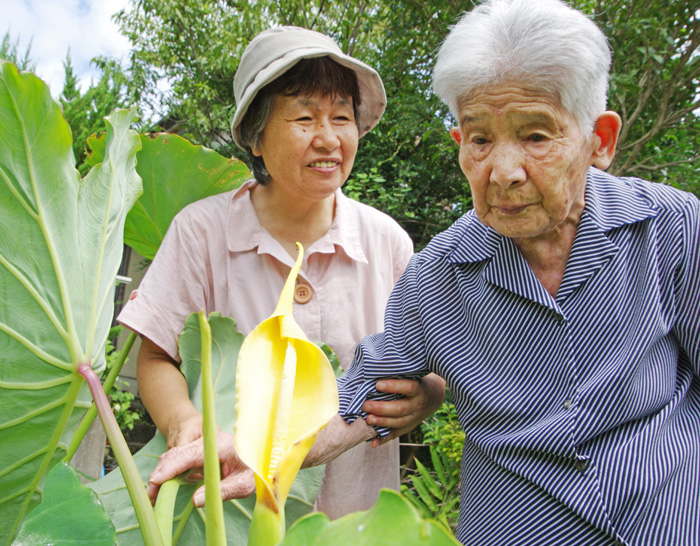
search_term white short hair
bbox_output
[433,0,610,132]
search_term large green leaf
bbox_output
[0,61,142,544]
[279,489,461,546]
[11,461,116,546]
[87,132,250,260]
[89,313,324,544]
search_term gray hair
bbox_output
[433,0,611,133]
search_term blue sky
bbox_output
[3,0,131,96]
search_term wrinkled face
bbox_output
[451,84,597,240]
[254,92,359,202]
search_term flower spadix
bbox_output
[234,243,339,546]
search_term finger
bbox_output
[362,398,411,418]
[366,412,412,429]
[370,431,398,448]
[193,485,206,508]
[220,468,256,500]
[183,467,204,483]
[147,482,160,506]
[375,378,420,397]
[149,440,205,487]
[191,469,256,507]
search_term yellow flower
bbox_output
[234,243,339,546]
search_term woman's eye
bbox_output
[473,137,489,145]
[528,133,547,142]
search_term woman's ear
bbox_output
[449,127,462,145]
[591,111,622,170]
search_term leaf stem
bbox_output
[154,478,182,546]
[65,330,137,462]
[172,498,196,546]
[198,311,226,545]
[77,362,164,546]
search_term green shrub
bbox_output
[104,331,143,432]
[401,401,464,533]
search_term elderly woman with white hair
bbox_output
[119,26,445,519]
[323,0,699,544]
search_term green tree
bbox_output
[59,54,130,173]
[0,31,36,71]
[349,1,468,248]
[113,0,466,246]
[574,0,700,195]
[113,0,699,247]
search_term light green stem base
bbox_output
[247,499,285,546]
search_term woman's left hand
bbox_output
[361,373,446,447]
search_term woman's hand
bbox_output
[147,430,256,507]
[164,413,203,450]
[362,373,446,447]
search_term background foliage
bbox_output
[3,1,697,246]
[401,402,464,533]
[108,0,699,247]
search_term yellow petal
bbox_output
[234,243,339,509]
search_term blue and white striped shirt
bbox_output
[338,168,700,545]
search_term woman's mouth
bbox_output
[309,160,339,168]
[494,204,530,215]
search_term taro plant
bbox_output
[0,60,145,544]
[104,333,143,432]
[90,311,326,545]
[279,489,460,546]
[0,59,250,544]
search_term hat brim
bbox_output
[231,47,386,149]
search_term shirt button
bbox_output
[563,398,572,410]
[575,459,589,473]
[294,283,313,304]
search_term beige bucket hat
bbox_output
[231,26,386,149]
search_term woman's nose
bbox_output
[489,142,526,188]
[312,123,340,150]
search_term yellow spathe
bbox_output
[234,243,339,545]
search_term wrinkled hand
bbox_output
[147,430,255,507]
[164,413,203,450]
[362,373,446,448]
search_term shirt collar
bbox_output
[447,167,660,265]
[226,180,367,264]
[583,167,660,231]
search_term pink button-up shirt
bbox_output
[118,180,413,518]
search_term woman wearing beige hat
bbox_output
[118,26,445,518]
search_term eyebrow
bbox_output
[296,96,352,107]
[459,111,558,128]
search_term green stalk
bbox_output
[198,311,226,545]
[247,494,284,546]
[77,363,164,546]
[154,477,182,546]
[172,498,196,546]
[65,330,137,461]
